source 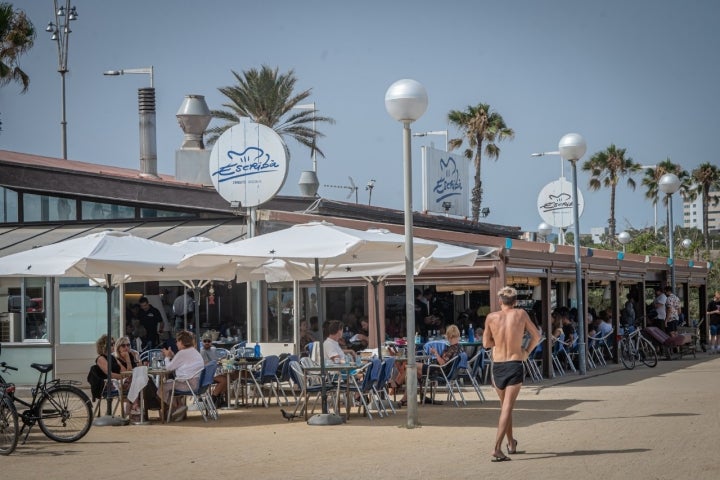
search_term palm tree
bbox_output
[0,2,35,93]
[447,103,514,223]
[691,163,720,250]
[581,144,641,246]
[205,65,334,161]
[641,159,692,241]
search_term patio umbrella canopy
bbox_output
[0,230,226,425]
[179,221,472,422]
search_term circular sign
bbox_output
[537,177,584,228]
[209,122,289,208]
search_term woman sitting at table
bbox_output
[392,324,464,406]
[160,330,205,421]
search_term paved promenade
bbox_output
[3,355,719,479]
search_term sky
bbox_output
[2,0,719,235]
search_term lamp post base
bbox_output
[93,415,130,427]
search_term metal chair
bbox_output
[420,355,462,406]
[248,355,281,407]
[288,360,323,420]
[372,357,397,416]
[166,365,206,422]
[347,359,382,419]
[458,350,486,402]
[273,354,298,406]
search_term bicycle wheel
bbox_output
[638,337,658,368]
[618,338,635,369]
[37,385,93,443]
[0,395,19,455]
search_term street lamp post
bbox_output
[558,133,588,375]
[385,79,428,428]
[659,173,681,291]
[103,67,158,178]
[46,1,78,159]
[412,130,449,151]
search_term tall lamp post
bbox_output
[46,1,78,159]
[103,67,158,178]
[385,79,428,428]
[618,231,631,253]
[659,173,681,291]
[558,133,587,375]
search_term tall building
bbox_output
[683,186,720,233]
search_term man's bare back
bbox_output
[483,306,540,362]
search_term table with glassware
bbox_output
[302,361,362,421]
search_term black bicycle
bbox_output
[0,360,93,448]
[0,377,19,455]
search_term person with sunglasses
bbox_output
[199,332,233,407]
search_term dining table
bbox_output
[302,362,362,421]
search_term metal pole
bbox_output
[570,160,586,375]
[403,120,418,427]
[60,71,67,159]
[668,194,676,291]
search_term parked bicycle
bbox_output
[618,325,658,370]
[0,360,93,449]
[0,377,19,455]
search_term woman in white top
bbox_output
[161,330,204,407]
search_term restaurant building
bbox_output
[0,146,709,384]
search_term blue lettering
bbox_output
[211,146,280,183]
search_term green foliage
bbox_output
[205,65,335,159]
[0,2,35,93]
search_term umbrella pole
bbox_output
[308,258,343,425]
[94,277,128,426]
[372,278,383,360]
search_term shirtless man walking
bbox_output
[483,286,541,462]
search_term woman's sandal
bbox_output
[507,439,518,455]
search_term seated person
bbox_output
[115,335,160,417]
[348,317,370,351]
[160,330,205,421]
[323,320,356,363]
[299,319,316,355]
[94,334,122,388]
[393,325,464,406]
[199,333,235,407]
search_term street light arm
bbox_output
[103,67,154,87]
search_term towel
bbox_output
[127,365,149,403]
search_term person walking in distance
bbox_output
[483,286,541,462]
[707,291,720,353]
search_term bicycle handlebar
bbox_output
[0,361,19,371]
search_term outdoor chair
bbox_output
[273,354,298,406]
[288,360,324,420]
[372,356,397,416]
[249,355,281,408]
[165,365,205,422]
[420,354,461,406]
[458,350,486,402]
[347,359,382,419]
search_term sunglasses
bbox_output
[119,343,130,347]
[203,340,212,343]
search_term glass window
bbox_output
[58,278,114,343]
[81,201,135,220]
[3,277,49,341]
[0,187,19,223]
[23,193,77,222]
[140,208,194,218]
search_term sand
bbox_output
[3,355,718,479]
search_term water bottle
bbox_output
[461,329,467,341]
[415,332,421,345]
[254,342,261,358]
[468,324,475,342]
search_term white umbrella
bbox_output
[179,221,440,423]
[0,230,207,426]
